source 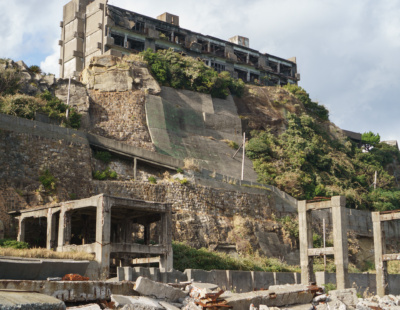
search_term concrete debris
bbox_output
[48,277,63,281]
[356,294,400,310]
[135,276,188,302]
[328,289,358,308]
[182,301,202,310]
[0,290,66,310]
[111,295,164,310]
[313,294,328,303]
[159,301,182,310]
[66,304,101,310]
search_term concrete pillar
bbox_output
[95,195,111,280]
[58,208,71,248]
[133,157,137,180]
[144,38,155,51]
[277,63,280,73]
[159,205,173,272]
[298,200,314,285]
[246,54,250,64]
[46,209,53,250]
[144,223,150,245]
[246,71,250,83]
[331,196,349,289]
[17,217,25,242]
[372,212,388,296]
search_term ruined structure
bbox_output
[59,0,299,85]
[14,194,173,279]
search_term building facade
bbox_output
[60,0,300,86]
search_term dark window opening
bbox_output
[174,33,186,45]
[111,32,124,47]
[24,217,47,248]
[198,39,209,52]
[235,69,248,82]
[127,38,145,52]
[132,21,144,33]
[234,50,247,63]
[211,62,225,73]
[280,64,292,77]
[156,27,172,41]
[250,73,260,83]
[269,61,278,73]
[155,45,167,51]
[210,43,225,58]
[249,55,259,66]
[70,208,97,246]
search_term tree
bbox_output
[362,131,380,152]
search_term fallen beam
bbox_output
[0,280,136,302]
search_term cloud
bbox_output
[40,40,60,77]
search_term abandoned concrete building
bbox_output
[59,0,300,86]
[13,194,173,279]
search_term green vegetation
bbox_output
[246,110,400,210]
[148,176,157,184]
[283,84,329,121]
[179,178,189,185]
[94,151,112,163]
[0,90,81,129]
[39,169,56,191]
[176,167,184,174]
[0,239,29,249]
[172,241,300,272]
[276,215,299,239]
[323,283,337,293]
[28,65,42,75]
[93,167,118,180]
[140,48,245,99]
[362,131,380,151]
[0,67,21,95]
[224,140,239,150]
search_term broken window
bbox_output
[127,38,145,52]
[210,43,225,58]
[269,61,278,73]
[250,73,260,83]
[132,21,144,33]
[234,50,247,63]
[198,39,209,52]
[249,55,259,66]
[280,64,293,77]
[211,62,225,73]
[110,32,124,47]
[234,68,248,82]
[69,207,97,246]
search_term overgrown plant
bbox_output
[94,151,112,163]
[39,169,56,192]
[93,167,118,180]
[140,48,245,99]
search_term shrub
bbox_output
[0,68,21,95]
[0,239,29,249]
[176,167,184,174]
[179,178,188,185]
[140,48,244,99]
[148,176,157,184]
[94,151,112,163]
[93,167,118,180]
[39,169,56,191]
[28,65,42,75]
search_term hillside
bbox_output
[1,52,400,270]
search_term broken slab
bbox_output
[159,301,182,310]
[135,276,188,302]
[225,285,316,310]
[328,288,358,308]
[66,304,101,310]
[111,295,164,310]
[0,280,136,302]
[0,290,66,310]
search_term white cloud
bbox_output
[40,40,60,77]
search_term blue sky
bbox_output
[1,0,399,143]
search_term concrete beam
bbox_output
[383,253,400,261]
[307,247,335,256]
[379,212,400,221]
[306,200,332,211]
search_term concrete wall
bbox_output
[316,271,400,296]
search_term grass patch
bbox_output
[0,239,29,249]
[172,241,300,272]
[0,247,95,260]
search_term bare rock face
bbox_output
[81,55,161,95]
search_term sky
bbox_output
[0,0,399,143]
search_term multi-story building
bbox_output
[59,0,300,86]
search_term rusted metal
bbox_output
[62,274,89,281]
[269,292,277,299]
[307,284,324,297]
[379,210,400,214]
[194,290,232,310]
[306,197,331,203]
[369,306,382,310]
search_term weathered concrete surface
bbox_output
[328,288,358,308]
[224,285,314,310]
[111,295,164,310]
[159,301,182,310]
[0,280,136,302]
[0,257,90,280]
[135,276,187,302]
[66,304,101,310]
[0,290,66,310]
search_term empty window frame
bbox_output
[132,21,145,33]
[111,32,124,47]
[210,43,225,58]
[235,68,248,82]
[234,50,247,63]
[211,62,225,73]
[127,38,145,52]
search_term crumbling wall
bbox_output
[89,90,155,151]
[94,180,298,262]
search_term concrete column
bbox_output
[95,195,111,280]
[160,205,173,272]
[277,63,280,73]
[144,38,155,51]
[246,54,250,64]
[144,223,150,245]
[298,200,314,285]
[246,71,250,83]
[133,157,137,180]
[372,212,388,296]
[57,208,71,248]
[331,196,349,289]
[17,217,25,242]
[46,208,53,250]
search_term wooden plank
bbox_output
[383,253,400,261]
[307,247,335,256]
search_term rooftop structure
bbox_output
[59,0,300,86]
